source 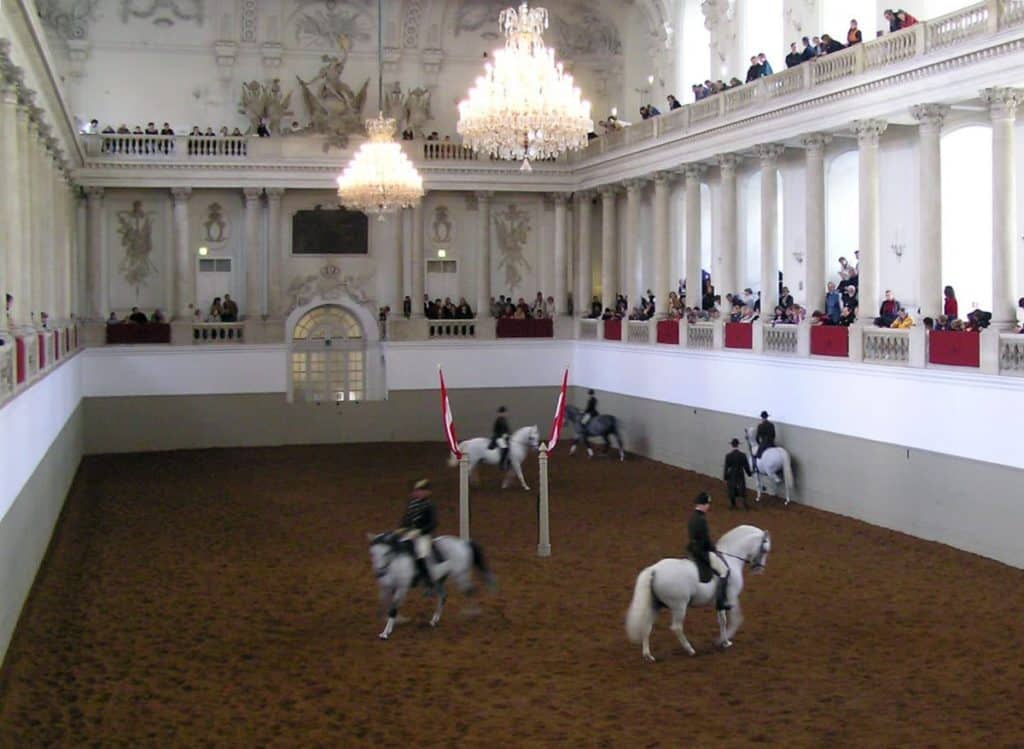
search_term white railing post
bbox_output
[537,444,551,557]
[458,453,470,540]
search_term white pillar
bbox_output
[853,119,887,322]
[982,87,1023,326]
[756,144,785,316]
[653,171,672,316]
[684,164,706,307]
[553,192,568,315]
[171,187,192,319]
[802,134,830,313]
[475,191,492,319]
[243,187,263,319]
[411,200,425,318]
[599,186,618,310]
[85,186,105,319]
[716,154,741,299]
[265,187,285,317]
[576,191,593,316]
[911,104,949,319]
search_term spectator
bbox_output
[127,307,148,324]
[875,289,901,327]
[943,285,958,320]
[758,53,773,76]
[745,56,763,83]
[666,94,682,110]
[785,43,802,68]
[209,296,223,321]
[821,34,845,54]
[825,282,842,324]
[890,307,914,329]
[221,294,238,322]
[847,19,863,45]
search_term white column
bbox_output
[411,199,425,318]
[243,187,263,319]
[802,134,830,313]
[171,187,192,319]
[982,87,1023,326]
[623,180,645,306]
[265,187,285,317]
[716,154,741,299]
[683,164,706,307]
[653,172,672,315]
[599,186,618,310]
[475,191,492,319]
[553,192,568,316]
[576,191,593,316]
[756,144,785,315]
[85,187,106,320]
[911,104,949,319]
[853,119,887,322]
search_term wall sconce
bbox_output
[890,242,905,260]
[792,251,804,264]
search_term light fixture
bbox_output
[457,2,593,171]
[336,0,424,218]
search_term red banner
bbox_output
[439,368,462,458]
[547,368,569,451]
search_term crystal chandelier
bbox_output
[457,2,593,171]
[337,0,424,217]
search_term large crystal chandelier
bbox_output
[457,2,593,171]
[337,0,424,217]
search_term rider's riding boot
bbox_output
[715,576,732,611]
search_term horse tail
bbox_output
[625,566,657,644]
[781,449,795,491]
[469,540,496,591]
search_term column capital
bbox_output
[981,87,1024,120]
[265,187,285,200]
[243,187,263,201]
[84,186,104,200]
[680,163,708,180]
[753,143,786,164]
[715,153,742,174]
[911,103,951,130]
[170,186,192,202]
[800,132,832,151]
[852,119,888,145]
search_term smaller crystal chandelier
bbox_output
[457,2,593,171]
[337,0,424,217]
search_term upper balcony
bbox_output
[73,0,1024,191]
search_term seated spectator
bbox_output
[127,307,148,324]
[785,43,802,68]
[838,306,856,326]
[847,19,863,45]
[943,285,958,320]
[875,289,900,327]
[890,307,914,328]
[150,309,165,323]
[221,294,238,322]
[821,34,845,54]
[666,94,682,110]
[209,296,223,321]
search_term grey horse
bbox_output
[564,404,625,461]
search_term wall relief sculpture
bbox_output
[285,264,375,314]
[203,202,229,244]
[493,205,531,294]
[239,79,294,135]
[296,46,369,150]
[36,0,100,39]
[119,0,204,27]
[291,0,373,50]
[116,201,157,295]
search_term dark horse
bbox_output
[564,405,625,461]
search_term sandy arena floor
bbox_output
[1,444,1022,748]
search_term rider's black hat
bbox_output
[760,410,769,419]
[695,491,711,505]
[730,438,739,447]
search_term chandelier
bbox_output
[337,0,424,217]
[457,2,593,171]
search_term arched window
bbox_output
[826,149,858,283]
[941,126,992,312]
[290,305,366,404]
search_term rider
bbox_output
[753,410,776,471]
[687,492,730,611]
[723,438,752,510]
[490,406,511,470]
[397,478,442,596]
[581,389,599,427]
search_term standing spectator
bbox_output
[943,286,958,320]
[847,19,863,45]
[825,282,842,323]
[785,43,802,68]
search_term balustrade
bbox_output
[863,328,911,364]
[192,322,245,343]
[763,325,799,355]
[999,334,1024,374]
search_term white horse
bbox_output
[447,424,540,490]
[625,525,772,662]
[744,426,795,505]
[368,532,495,640]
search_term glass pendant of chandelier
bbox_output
[336,0,424,218]
[457,2,593,172]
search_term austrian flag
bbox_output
[547,368,569,451]
[439,368,462,459]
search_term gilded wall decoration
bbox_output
[119,0,204,27]
[116,201,157,294]
[493,205,531,293]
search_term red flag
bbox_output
[547,368,569,451]
[439,368,462,458]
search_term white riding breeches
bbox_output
[709,552,728,579]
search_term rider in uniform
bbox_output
[581,389,599,427]
[754,410,776,471]
[397,479,442,596]
[723,438,752,510]
[490,406,511,470]
[687,492,730,610]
